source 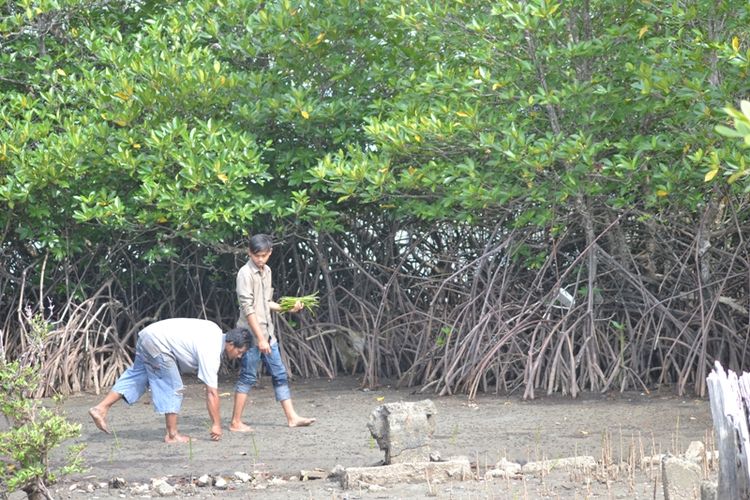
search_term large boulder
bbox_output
[367,400,437,464]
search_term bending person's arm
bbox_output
[205,385,222,441]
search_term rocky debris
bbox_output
[477,456,596,482]
[650,441,722,500]
[485,468,516,480]
[61,471,264,497]
[341,398,467,489]
[300,468,327,480]
[484,457,522,480]
[329,463,346,482]
[642,453,666,468]
[701,479,718,500]
[684,441,705,463]
[68,483,97,493]
[367,400,437,464]
[479,442,717,496]
[353,399,599,490]
[196,473,212,487]
[213,475,228,489]
[53,438,719,497]
[521,455,597,474]
[341,456,472,489]
[108,477,127,489]
[662,454,702,500]
[131,483,150,494]
[644,443,717,470]
[234,471,252,482]
[151,478,177,496]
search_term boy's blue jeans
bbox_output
[235,342,291,402]
[112,335,184,414]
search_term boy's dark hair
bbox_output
[248,234,273,254]
[225,327,252,349]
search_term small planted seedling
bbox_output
[250,433,260,461]
[109,426,122,463]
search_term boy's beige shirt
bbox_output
[236,259,276,344]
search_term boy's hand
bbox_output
[258,338,271,354]
[289,300,303,313]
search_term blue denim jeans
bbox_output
[112,336,184,414]
[234,342,291,402]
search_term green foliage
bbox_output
[0,313,85,496]
[3,0,745,258]
[279,292,319,313]
[309,0,749,222]
[714,100,750,189]
[0,0,417,263]
[436,326,452,348]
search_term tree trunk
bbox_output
[706,361,750,499]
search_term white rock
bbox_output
[684,441,705,462]
[196,474,212,487]
[522,456,596,474]
[642,453,665,468]
[131,484,150,494]
[214,476,228,490]
[150,479,176,497]
[234,471,252,483]
[300,468,327,480]
[485,468,519,480]
[494,457,522,475]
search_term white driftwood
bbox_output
[706,361,750,499]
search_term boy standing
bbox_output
[89,318,252,442]
[230,234,315,432]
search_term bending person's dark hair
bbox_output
[225,327,252,349]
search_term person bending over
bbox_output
[89,318,251,443]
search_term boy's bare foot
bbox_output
[229,422,255,433]
[88,407,110,434]
[288,416,316,427]
[164,433,192,444]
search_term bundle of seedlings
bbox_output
[279,292,320,314]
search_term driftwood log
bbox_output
[706,361,750,499]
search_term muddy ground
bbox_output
[20,375,716,499]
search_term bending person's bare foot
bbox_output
[288,416,316,427]
[88,407,110,434]
[164,433,192,444]
[229,422,254,433]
